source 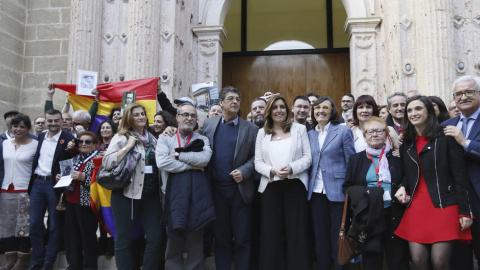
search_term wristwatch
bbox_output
[174,152,180,160]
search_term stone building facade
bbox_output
[1,0,480,131]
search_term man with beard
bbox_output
[386,92,407,134]
[156,103,213,270]
[291,96,311,130]
[27,109,76,270]
[250,98,267,128]
[340,94,355,123]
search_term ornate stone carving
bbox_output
[453,15,465,29]
[199,42,217,56]
[104,33,114,44]
[356,77,375,94]
[400,15,412,29]
[161,28,173,42]
[403,60,415,75]
[473,14,480,28]
[355,35,375,49]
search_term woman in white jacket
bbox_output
[254,95,312,270]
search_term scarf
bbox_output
[133,130,157,153]
[365,144,391,184]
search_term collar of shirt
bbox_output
[315,122,330,134]
[460,106,480,122]
[392,119,402,128]
[45,130,62,142]
[4,130,13,140]
[222,116,239,126]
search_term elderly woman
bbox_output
[0,115,38,270]
[343,117,409,270]
[254,96,312,270]
[307,97,355,270]
[58,131,102,270]
[351,95,399,152]
[395,96,472,270]
[102,103,162,270]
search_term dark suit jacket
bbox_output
[28,131,76,196]
[442,115,480,199]
[199,116,258,204]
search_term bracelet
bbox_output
[122,147,127,152]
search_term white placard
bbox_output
[77,70,98,96]
[54,175,73,188]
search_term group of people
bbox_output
[0,75,479,270]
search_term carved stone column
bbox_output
[67,0,104,83]
[125,0,162,80]
[414,1,454,98]
[345,17,382,100]
[192,26,227,88]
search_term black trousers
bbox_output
[64,202,98,270]
[259,179,309,270]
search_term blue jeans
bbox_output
[213,185,251,270]
[29,178,61,266]
[110,190,163,270]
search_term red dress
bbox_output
[394,136,471,243]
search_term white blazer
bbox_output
[255,123,312,193]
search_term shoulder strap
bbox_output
[340,192,349,231]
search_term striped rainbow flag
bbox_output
[53,77,158,131]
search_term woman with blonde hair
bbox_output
[102,103,162,270]
[254,95,312,270]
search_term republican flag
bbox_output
[53,77,158,132]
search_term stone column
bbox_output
[67,0,103,83]
[345,17,381,100]
[125,0,162,80]
[414,1,454,99]
[192,26,227,88]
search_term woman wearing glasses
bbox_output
[103,103,162,270]
[59,131,102,270]
[350,95,399,152]
[254,95,312,270]
[307,97,355,270]
[343,117,410,270]
[395,96,473,270]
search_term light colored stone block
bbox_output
[0,0,27,23]
[27,9,60,24]
[37,24,70,40]
[25,40,61,56]
[50,72,67,84]
[20,88,45,106]
[0,84,21,105]
[0,34,24,55]
[0,47,24,71]
[23,57,34,72]
[22,72,49,89]
[27,0,50,9]
[34,56,68,71]
[61,8,71,23]
[25,25,36,40]
[0,67,22,88]
[61,40,69,55]
[0,12,25,40]
[19,107,44,121]
[51,0,71,8]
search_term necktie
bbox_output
[461,117,472,137]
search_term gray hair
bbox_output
[407,90,421,97]
[72,110,91,123]
[452,76,480,93]
[387,92,408,108]
[344,109,353,117]
[177,103,196,115]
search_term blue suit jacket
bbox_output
[307,124,355,202]
[442,116,480,198]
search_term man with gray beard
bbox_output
[250,98,267,128]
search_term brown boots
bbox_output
[11,252,30,270]
[0,252,17,270]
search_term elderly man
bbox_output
[340,94,355,123]
[250,98,267,128]
[71,110,91,134]
[156,103,213,270]
[406,90,421,99]
[208,103,222,118]
[386,92,407,134]
[33,117,46,136]
[443,75,480,270]
[448,99,461,118]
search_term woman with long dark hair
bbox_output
[428,96,450,124]
[395,96,473,270]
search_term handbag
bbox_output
[96,147,142,190]
[337,192,358,265]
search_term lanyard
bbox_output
[366,147,386,187]
[176,131,193,148]
[133,131,153,160]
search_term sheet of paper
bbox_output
[383,190,392,201]
[54,175,73,188]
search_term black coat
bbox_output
[343,150,406,234]
[400,131,473,216]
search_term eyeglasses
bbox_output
[225,96,241,102]
[313,105,333,111]
[78,140,94,145]
[448,106,457,111]
[293,105,310,110]
[365,129,385,135]
[178,113,197,119]
[453,90,479,99]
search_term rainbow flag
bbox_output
[53,77,158,132]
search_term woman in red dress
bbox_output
[395,96,473,270]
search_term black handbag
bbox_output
[97,149,142,190]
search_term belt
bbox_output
[35,174,52,181]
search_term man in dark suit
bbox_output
[199,86,257,270]
[443,75,480,269]
[27,109,76,270]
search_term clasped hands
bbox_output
[270,165,292,180]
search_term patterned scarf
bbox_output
[365,144,391,184]
[133,130,157,154]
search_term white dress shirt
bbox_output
[34,131,62,176]
[2,139,38,190]
[313,123,330,194]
